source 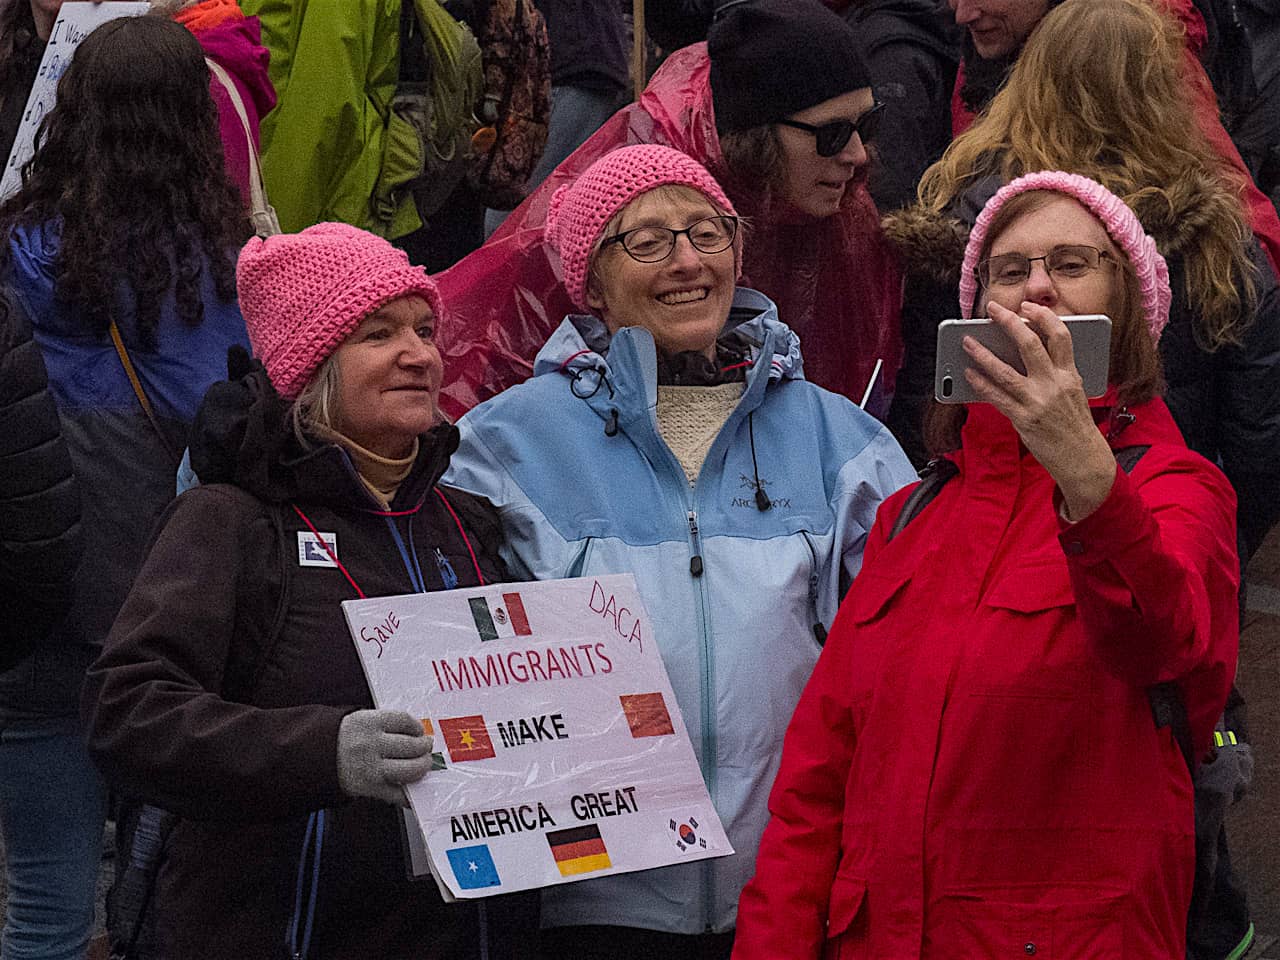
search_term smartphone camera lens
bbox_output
[941,375,953,399]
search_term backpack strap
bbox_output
[1149,681,1195,775]
[108,321,181,464]
[886,457,959,543]
[1110,447,1196,774]
[204,57,280,238]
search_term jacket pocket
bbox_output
[931,883,1127,959]
[824,873,869,960]
[846,566,914,625]
[983,560,1074,613]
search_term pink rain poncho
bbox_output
[433,44,902,419]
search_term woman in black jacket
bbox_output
[84,224,533,960]
[0,287,79,674]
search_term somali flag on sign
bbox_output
[469,593,532,641]
[447,844,502,889]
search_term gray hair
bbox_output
[290,353,342,448]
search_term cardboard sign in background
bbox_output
[343,574,732,900]
[1,2,149,201]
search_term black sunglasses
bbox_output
[776,102,884,157]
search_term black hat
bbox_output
[708,0,873,135]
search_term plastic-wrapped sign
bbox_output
[343,573,732,900]
[1,2,149,201]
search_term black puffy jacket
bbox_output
[0,288,80,674]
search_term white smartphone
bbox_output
[934,314,1113,404]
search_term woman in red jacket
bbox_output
[732,172,1240,960]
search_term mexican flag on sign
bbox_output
[469,593,532,641]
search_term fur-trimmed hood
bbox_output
[882,167,1243,284]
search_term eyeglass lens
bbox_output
[980,245,1105,286]
[619,216,738,262]
[814,105,883,157]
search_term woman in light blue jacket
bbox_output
[444,144,915,960]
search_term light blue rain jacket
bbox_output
[444,288,916,934]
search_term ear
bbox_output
[585,271,607,313]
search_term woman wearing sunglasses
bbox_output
[435,0,902,419]
[444,144,916,960]
[734,170,1239,960]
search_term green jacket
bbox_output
[241,0,426,236]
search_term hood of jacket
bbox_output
[188,348,458,509]
[7,220,59,291]
[192,14,276,120]
[529,287,803,435]
[882,167,1237,285]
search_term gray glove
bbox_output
[336,709,433,806]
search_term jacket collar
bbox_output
[530,287,802,432]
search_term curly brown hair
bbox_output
[0,14,248,349]
[917,0,1256,351]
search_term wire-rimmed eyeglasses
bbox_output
[977,244,1118,288]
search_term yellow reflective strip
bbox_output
[1215,732,1224,747]
[1228,731,1238,745]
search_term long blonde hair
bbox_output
[918,0,1255,349]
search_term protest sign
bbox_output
[343,574,732,900]
[1,2,149,201]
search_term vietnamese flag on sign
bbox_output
[437,715,496,762]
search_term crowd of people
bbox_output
[0,0,1276,958]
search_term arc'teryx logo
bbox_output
[731,474,790,509]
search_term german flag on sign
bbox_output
[437,715,496,762]
[546,824,612,877]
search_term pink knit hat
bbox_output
[959,171,1172,343]
[545,144,740,310]
[236,223,443,399]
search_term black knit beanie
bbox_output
[708,0,873,135]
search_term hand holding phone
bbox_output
[947,302,1119,520]
[934,313,1111,403]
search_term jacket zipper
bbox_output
[801,531,827,645]
[685,509,715,932]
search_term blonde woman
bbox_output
[885,0,1280,561]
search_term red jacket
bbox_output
[950,0,1280,275]
[733,396,1239,960]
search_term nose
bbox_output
[395,327,438,367]
[666,232,703,272]
[837,133,869,169]
[1022,259,1058,306]
[951,0,980,23]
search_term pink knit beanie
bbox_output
[236,223,443,399]
[959,171,1172,343]
[545,144,740,310]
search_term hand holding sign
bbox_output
[343,574,732,900]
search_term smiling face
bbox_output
[585,187,737,359]
[331,295,442,459]
[980,196,1123,318]
[774,87,875,220]
[949,0,1050,59]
